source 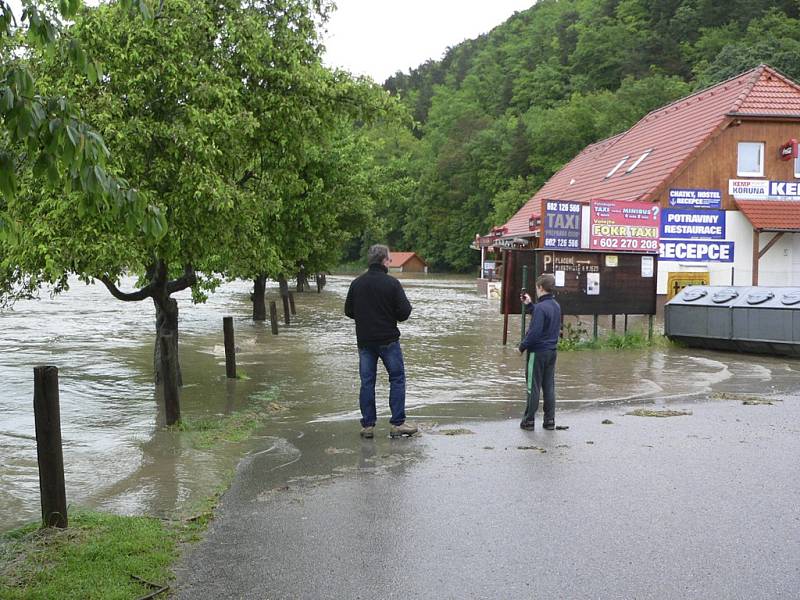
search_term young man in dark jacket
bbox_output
[518,273,561,430]
[345,244,417,439]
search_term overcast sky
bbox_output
[7,0,535,82]
[321,0,535,82]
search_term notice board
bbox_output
[534,250,657,315]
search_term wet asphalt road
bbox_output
[176,394,800,600]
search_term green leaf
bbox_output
[66,124,79,148]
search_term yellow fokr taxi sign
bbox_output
[666,271,710,300]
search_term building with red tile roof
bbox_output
[388,251,428,273]
[479,64,800,292]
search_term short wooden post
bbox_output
[288,292,296,315]
[648,314,654,341]
[282,294,291,326]
[160,333,180,426]
[611,314,616,332]
[269,301,279,334]
[593,314,599,341]
[223,316,236,379]
[33,366,68,528]
[624,314,629,334]
[520,265,529,342]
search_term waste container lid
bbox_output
[682,289,707,302]
[746,291,775,305]
[711,289,739,304]
[782,292,800,306]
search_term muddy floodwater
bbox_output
[2,274,798,532]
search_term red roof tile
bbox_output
[498,65,800,239]
[735,200,800,231]
[389,251,426,267]
[732,68,800,116]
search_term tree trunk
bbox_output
[296,265,309,292]
[153,296,182,387]
[253,275,267,321]
[278,275,289,298]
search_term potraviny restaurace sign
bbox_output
[660,209,726,239]
[658,208,732,262]
[729,179,800,200]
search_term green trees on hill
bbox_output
[366,0,800,271]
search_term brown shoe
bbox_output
[360,426,375,439]
[389,422,418,437]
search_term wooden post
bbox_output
[752,229,759,286]
[593,314,599,341]
[269,301,279,335]
[501,249,511,345]
[648,314,654,341]
[223,316,236,379]
[33,366,68,528]
[288,292,296,315]
[282,294,291,326]
[160,333,180,426]
[624,314,629,334]
[611,314,616,332]
[520,265,529,342]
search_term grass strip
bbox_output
[0,511,176,600]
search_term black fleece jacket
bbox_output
[344,264,412,347]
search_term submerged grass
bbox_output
[169,386,281,449]
[558,325,676,352]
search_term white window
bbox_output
[605,156,628,179]
[626,149,652,173]
[738,142,764,177]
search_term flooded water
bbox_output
[2,274,798,531]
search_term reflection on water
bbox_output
[2,274,798,531]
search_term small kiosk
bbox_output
[500,199,659,344]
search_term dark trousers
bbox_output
[523,349,557,423]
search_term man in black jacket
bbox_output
[345,244,417,439]
[518,273,562,431]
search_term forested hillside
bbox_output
[349,0,800,271]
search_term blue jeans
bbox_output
[358,341,406,427]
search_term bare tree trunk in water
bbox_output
[153,296,181,387]
[252,275,267,321]
[101,261,196,426]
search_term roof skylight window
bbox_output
[605,156,628,179]
[625,149,652,173]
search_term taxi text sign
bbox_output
[589,200,660,252]
[543,200,582,250]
